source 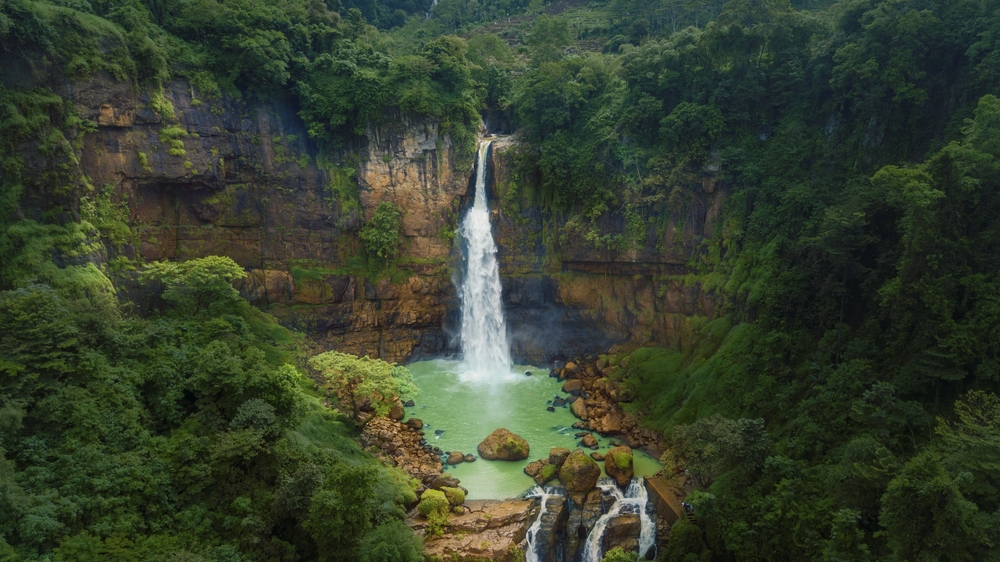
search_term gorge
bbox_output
[4,0,1000,560]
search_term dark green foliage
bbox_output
[360,201,404,267]
[0,256,420,560]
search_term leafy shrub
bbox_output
[417,489,450,536]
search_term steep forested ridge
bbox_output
[2,0,1000,559]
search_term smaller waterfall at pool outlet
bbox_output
[524,486,561,562]
[580,478,657,562]
[457,139,512,381]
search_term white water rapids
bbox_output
[580,479,657,562]
[457,139,512,381]
[524,486,559,562]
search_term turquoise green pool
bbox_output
[405,359,662,499]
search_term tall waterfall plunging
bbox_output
[457,139,511,380]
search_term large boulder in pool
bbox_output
[604,445,634,487]
[477,428,530,461]
[559,449,601,492]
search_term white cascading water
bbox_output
[580,478,657,562]
[457,139,512,380]
[524,486,560,562]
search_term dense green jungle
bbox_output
[2,0,1000,559]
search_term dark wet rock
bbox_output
[553,397,567,407]
[477,428,530,461]
[525,371,533,376]
[591,452,605,461]
[406,418,424,430]
[602,513,641,554]
[572,421,588,430]
[447,451,465,465]
[580,434,598,448]
[575,431,590,438]
[530,494,569,562]
[547,406,556,412]
[464,454,476,463]
[549,369,560,378]
[559,449,601,493]
[404,399,415,407]
[435,429,445,435]
[565,487,604,561]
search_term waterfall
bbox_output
[524,486,559,562]
[580,478,657,562]
[457,139,511,380]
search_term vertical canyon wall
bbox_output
[10,71,726,363]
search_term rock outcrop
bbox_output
[477,428,530,461]
[11,59,726,367]
[604,446,635,487]
[417,499,534,562]
[559,449,601,493]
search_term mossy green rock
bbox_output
[538,462,559,484]
[477,428,530,461]
[558,449,601,492]
[441,486,466,507]
[418,489,450,517]
[604,445,634,487]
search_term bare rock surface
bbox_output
[416,499,535,562]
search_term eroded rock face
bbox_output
[17,70,725,367]
[602,513,641,554]
[477,428,530,461]
[417,499,534,562]
[559,449,601,493]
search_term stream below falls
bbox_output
[405,359,661,500]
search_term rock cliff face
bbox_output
[12,70,726,363]
[488,137,725,363]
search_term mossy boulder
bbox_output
[537,462,559,485]
[604,445,634,487]
[477,428,530,461]
[441,486,466,508]
[558,449,601,492]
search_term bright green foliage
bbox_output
[417,489,450,536]
[141,256,247,316]
[601,546,639,562]
[308,350,417,423]
[441,486,465,507]
[360,201,404,267]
